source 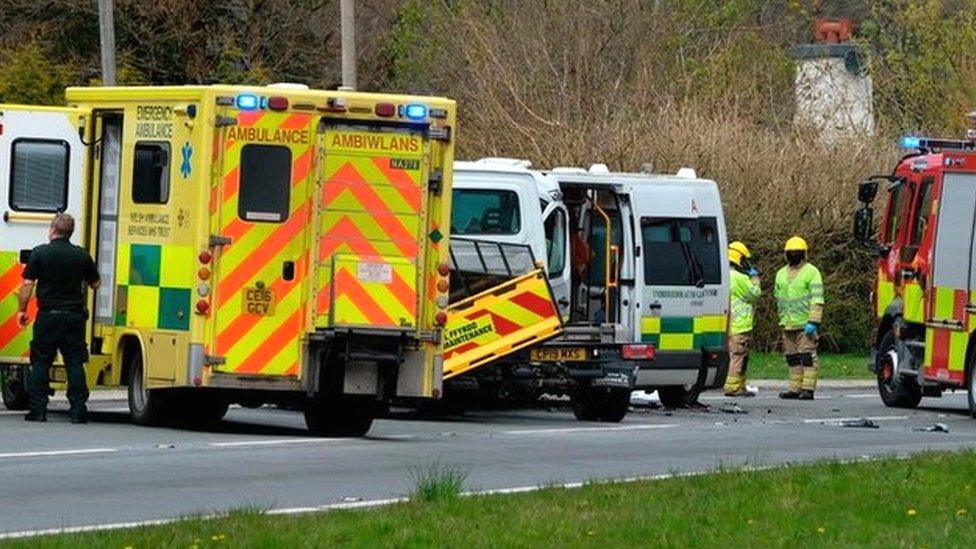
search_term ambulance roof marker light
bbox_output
[404,103,428,122]
[267,96,289,111]
[375,103,396,117]
[236,93,259,111]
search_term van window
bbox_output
[132,142,171,204]
[451,189,521,235]
[641,217,721,286]
[544,208,566,276]
[9,139,69,212]
[239,144,292,222]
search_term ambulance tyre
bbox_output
[572,385,629,422]
[876,331,921,409]
[127,351,170,425]
[304,396,374,437]
[1,365,29,411]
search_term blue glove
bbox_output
[746,267,760,277]
[805,322,819,336]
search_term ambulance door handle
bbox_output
[282,261,295,282]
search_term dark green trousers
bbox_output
[28,310,89,416]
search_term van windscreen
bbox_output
[451,189,521,235]
[641,217,721,286]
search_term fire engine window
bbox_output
[9,139,69,212]
[239,144,291,222]
[884,184,904,243]
[910,178,933,246]
[641,217,721,286]
[451,190,521,235]
[544,208,566,277]
[131,142,171,204]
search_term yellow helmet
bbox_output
[728,241,751,266]
[784,236,809,252]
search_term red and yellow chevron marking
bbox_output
[212,111,314,377]
[0,252,36,360]
[442,269,562,379]
[315,127,425,329]
[922,286,968,384]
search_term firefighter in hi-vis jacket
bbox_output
[724,241,761,397]
[775,236,825,400]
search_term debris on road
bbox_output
[720,403,747,415]
[913,423,950,433]
[840,418,879,429]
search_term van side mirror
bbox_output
[853,206,874,243]
[858,180,878,203]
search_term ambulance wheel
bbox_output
[572,385,629,422]
[127,351,170,425]
[658,386,701,409]
[1,365,29,411]
[876,331,921,409]
[304,396,374,437]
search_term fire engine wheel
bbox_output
[1,365,30,411]
[876,331,922,409]
[127,351,171,425]
[304,396,375,437]
[967,353,976,419]
[572,385,630,422]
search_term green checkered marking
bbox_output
[130,244,161,286]
[116,244,191,331]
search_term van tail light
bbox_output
[622,344,655,360]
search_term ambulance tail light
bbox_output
[437,263,451,277]
[267,96,289,111]
[195,299,211,316]
[435,311,448,326]
[199,250,212,264]
[375,103,396,117]
[198,267,211,281]
[622,344,655,360]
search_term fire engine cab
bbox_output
[855,134,976,416]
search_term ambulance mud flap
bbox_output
[443,268,563,379]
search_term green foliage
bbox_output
[0,43,73,104]
[410,461,468,503]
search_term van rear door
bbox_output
[0,106,88,361]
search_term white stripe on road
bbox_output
[503,424,678,435]
[0,448,118,459]
[209,438,344,447]
[803,415,909,424]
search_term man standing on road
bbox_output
[17,213,100,423]
[724,241,761,397]
[774,236,824,400]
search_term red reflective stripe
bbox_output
[316,282,332,316]
[510,290,556,318]
[216,253,308,355]
[954,290,967,321]
[291,149,313,186]
[217,201,310,305]
[318,217,381,259]
[0,262,23,301]
[444,341,478,360]
[388,270,416,316]
[235,309,303,374]
[931,328,950,370]
[334,269,395,326]
[279,114,312,130]
[222,166,241,204]
[370,157,421,213]
[328,162,418,258]
[237,112,263,127]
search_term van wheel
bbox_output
[572,385,630,422]
[127,350,170,425]
[876,331,921,409]
[1,365,29,411]
[304,396,374,437]
[658,386,700,409]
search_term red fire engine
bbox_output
[855,133,976,416]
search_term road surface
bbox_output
[0,387,974,536]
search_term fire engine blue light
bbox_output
[900,136,922,148]
[404,103,428,121]
[236,94,259,111]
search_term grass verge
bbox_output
[10,451,976,547]
[748,352,872,380]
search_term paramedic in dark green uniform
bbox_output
[17,213,100,423]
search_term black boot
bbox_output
[24,410,47,422]
[797,390,815,400]
[779,391,801,400]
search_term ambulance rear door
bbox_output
[0,106,89,362]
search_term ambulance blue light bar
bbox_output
[404,103,428,121]
[236,93,260,110]
[899,136,921,149]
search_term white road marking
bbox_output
[803,415,909,424]
[209,438,344,447]
[502,424,678,435]
[0,448,118,459]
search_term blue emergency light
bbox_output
[236,93,260,111]
[404,103,428,121]
[899,136,922,149]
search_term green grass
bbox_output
[12,452,976,548]
[749,352,872,380]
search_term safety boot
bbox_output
[797,390,815,400]
[779,391,801,400]
[725,389,756,398]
